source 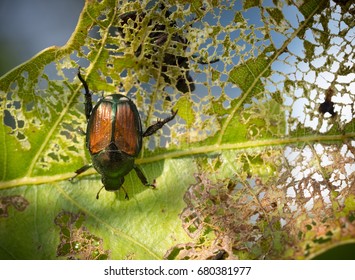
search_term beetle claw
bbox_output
[145,179,156,189]
[121,185,129,200]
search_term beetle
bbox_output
[71,68,177,199]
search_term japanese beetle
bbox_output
[71,68,177,199]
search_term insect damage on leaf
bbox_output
[318,87,337,117]
[54,210,109,260]
[166,173,286,260]
[0,195,29,218]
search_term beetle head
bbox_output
[101,176,124,192]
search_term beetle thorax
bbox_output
[91,142,135,178]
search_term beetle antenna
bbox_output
[96,186,105,200]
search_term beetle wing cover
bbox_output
[114,99,141,156]
[87,95,142,156]
[87,100,113,154]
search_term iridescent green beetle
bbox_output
[71,69,177,199]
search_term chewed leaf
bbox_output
[0,0,354,260]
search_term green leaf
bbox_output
[243,0,261,10]
[266,8,284,25]
[174,96,195,128]
[0,0,354,260]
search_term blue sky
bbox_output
[0,0,83,76]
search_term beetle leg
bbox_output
[133,165,156,189]
[77,67,93,122]
[69,164,93,181]
[142,109,178,137]
[121,186,129,200]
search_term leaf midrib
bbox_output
[2,132,354,189]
